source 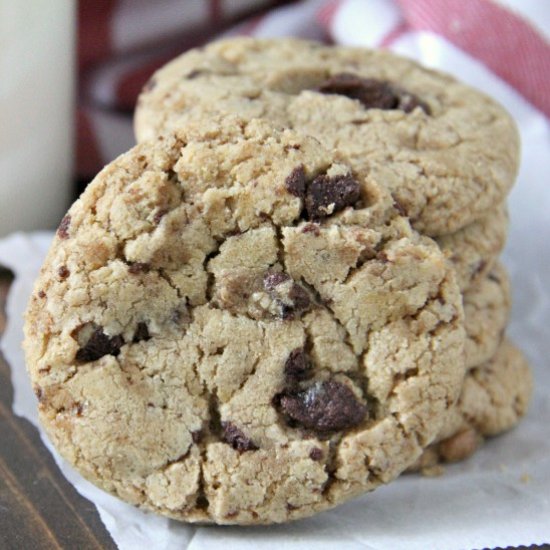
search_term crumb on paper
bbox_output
[421,465,445,478]
[520,473,532,484]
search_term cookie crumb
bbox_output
[421,465,445,477]
[520,473,532,484]
[309,447,323,461]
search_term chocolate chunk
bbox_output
[302,223,320,236]
[185,69,205,79]
[284,143,302,152]
[279,379,367,433]
[57,215,71,239]
[285,165,307,198]
[305,173,361,220]
[221,422,258,452]
[474,260,487,276]
[58,265,70,279]
[309,447,323,461]
[284,348,312,382]
[128,262,150,274]
[393,199,407,217]
[317,73,430,114]
[75,325,124,363]
[318,73,397,109]
[153,208,168,224]
[133,322,150,343]
[191,430,203,444]
[172,304,191,326]
[37,290,46,299]
[398,92,429,114]
[280,283,311,320]
[263,271,312,320]
[263,271,291,291]
[376,251,389,263]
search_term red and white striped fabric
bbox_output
[78,0,550,180]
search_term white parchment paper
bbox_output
[1,35,549,550]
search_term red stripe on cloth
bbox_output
[397,0,550,117]
[317,0,343,28]
[116,56,176,111]
[210,0,222,24]
[238,14,267,36]
[379,20,409,47]
[78,0,118,72]
[77,109,104,179]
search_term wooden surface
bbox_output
[0,273,116,550]
[0,271,547,550]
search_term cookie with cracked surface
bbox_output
[134,37,519,236]
[409,339,532,471]
[24,114,465,524]
[464,262,511,370]
[435,204,508,292]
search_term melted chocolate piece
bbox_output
[284,348,312,382]
[263,271,312,320]
[75,325,124,363]
[309,447,323,461]
[57,266,70,279]
[153,209,168,224]
[281,284,311,320]
[133,322,151,343]
[279,379,367,433]
[285,166,361,220]
[305,173,361,220]
[285,165,307,198]
[263,271,291,291]
[317,73,431,114]
[128,262,150,274]
[221,422,258,452]
[57,215,71,239]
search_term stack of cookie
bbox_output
[134,38,533,472]
[23,38,531,525]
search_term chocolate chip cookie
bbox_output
[436,204,508,292]
[464,263,511,369]
[410,339,532,471]
[134,37,519,236]
[24,114,464,524]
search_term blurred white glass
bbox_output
[0,1,75,238]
